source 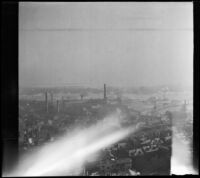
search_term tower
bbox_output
[61,96,64,108]
[50,92,53,104]
[45,91,48,113]
[104,84,107,101]
[182,100,187,113]
[57,100,60,113]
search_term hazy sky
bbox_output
[19,2,193,88]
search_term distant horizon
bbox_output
[19,83,193,90]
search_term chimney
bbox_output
[182,100,187,112]
[104,84,107,101]
[50,92,53,104]
[61,96,65,108]
[57,100,60,113]
[45,92,48,113]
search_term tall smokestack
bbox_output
[57,100,60,113]
[182,100,187,113]
[104,84,107,101]
[61,96,65,108]
[45,92,48,113]
[50,92,53,104]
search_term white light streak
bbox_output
[4,111,138,177]
[171,128,197,175]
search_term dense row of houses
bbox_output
[84,112,172,175]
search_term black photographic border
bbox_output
[1,1,199,176]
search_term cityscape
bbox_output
[18,84,193,175]
[16,2,194,176]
